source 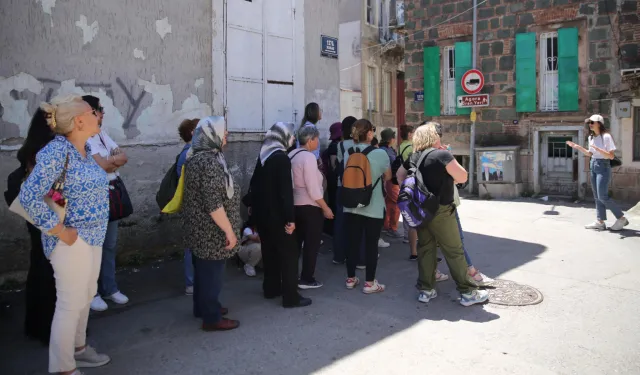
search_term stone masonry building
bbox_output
[403,0,640,201]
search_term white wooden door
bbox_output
[540,133,578,195]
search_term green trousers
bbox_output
[416,205,477,294]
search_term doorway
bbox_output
[540,132,578,196]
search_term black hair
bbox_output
[82,95,100,111]
[341,116,357,140]
[371,137,379,147]
[300,102,321,127]
[399,124,414,140]
[17,108,55,169]
[588,121,608,139]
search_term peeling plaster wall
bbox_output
[0,0,213,274]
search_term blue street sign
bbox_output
[414,90,424,102]
[321,35,338,59]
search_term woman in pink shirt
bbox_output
[289,126,334,289]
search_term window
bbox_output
[367,66,376,111]
[443,46,456,115]
[634,107,640,161]
[383,71,392,112]
[539,32,559,112]
[366,0,375,25]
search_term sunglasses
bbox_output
[589,121,597,124]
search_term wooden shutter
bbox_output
[557,27,579,111]
[423,46,440,116]
[515,32,537,112]
[454,41,472,115]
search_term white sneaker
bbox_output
[610,217,629,231]
[90,296,108,312]
[363,280,385,294]
[460,289,490,307]
[468,271,494,287]
[585,221,606,230]
[185,286,194,295]
[346,276,360,289]
[435,269,449,282]
[244,264,257,277]
[75,345,111,368]
[378,238,390,248]
[418,289,437,303]
[105,291,129,305]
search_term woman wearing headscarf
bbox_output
[250,122,312,308]
[181,116,241,331]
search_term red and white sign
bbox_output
[461,69,485,95]
[457,94,490,108]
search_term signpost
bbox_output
[321,35,338,59]
[461,69,484,95]
[457,94,489,108]
[459,67,485,194]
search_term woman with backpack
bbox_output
[566,115,629,231]
[341,119,391,294]
[396,122,488,306]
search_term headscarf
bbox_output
[187,116,234,199]
[259,122,295,166]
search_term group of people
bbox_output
[4,88,630,375]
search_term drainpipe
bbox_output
[468,0,477,194]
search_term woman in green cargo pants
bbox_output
[397,122,489,307]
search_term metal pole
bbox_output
[468,0,477,194]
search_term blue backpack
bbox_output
[397,149,440,228]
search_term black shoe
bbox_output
[409,255,418,261]
[437,257,443,263]
[283,297,312,308]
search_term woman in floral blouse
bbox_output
[182,116,242,331]
[19,95,110,375]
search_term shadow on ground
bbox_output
[0,230,546,375]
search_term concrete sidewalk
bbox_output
[1,199,639,375]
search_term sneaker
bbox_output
[71,371,85,375]
[244,264,257,277]
[356,264,366,270]
[90,296,108,312]
[332,259,345,265]
[298,279,323,289]
[185,286,194,295]
[460,289,490,307]
[417,289,437,303]
[467,270,494,287]
[386,230,403,238]
[403,238,410,244]
[378,238,390,248]
[202,318,240,331]
[585,221,606,230]
[346,276,360,289]
[363,280,385,294]
[105,291,129,305]
[610,217,630,231]
[435,269,449,282]
[409,255,418,261]
[75,345,111,368]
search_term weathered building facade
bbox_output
[0,0,339,276]
[403,0,640,201]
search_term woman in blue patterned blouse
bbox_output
[19,95,111,375]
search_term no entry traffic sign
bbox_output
[461,69,484,95]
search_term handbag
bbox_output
[108,176,133,221]
[8,154,69,225]
[161,165,186,214]
[610,156,622,168]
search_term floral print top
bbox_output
[19,136,109,258]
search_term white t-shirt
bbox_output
[588,133,616,159]
[87,130,120,181]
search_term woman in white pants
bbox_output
[19,95,110,375]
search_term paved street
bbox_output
[1,199,640,375]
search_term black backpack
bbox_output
[156,154,180,210]
[390,144,411,185]
[336,141,346,184]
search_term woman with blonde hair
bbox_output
[396,122,488,307]
[19,94,111,374]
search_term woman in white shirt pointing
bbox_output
[566,114,629,231]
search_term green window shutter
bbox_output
[423,46,440,116]
[454,41,471,115]
[515,32,537,112]
[557,27,579,111]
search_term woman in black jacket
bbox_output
[249,122,311,308]
[4,108,55,345]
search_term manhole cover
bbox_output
[487,279,543,306]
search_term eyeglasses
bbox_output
[589,121,596,124]
[98,106,104,113]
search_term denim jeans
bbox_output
[98,220,119,297]
[454,210,473,267]
[590,159,624,221]
[184,249,194,288]
[192,257,226,325]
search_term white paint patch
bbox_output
[155,17,172,39]
[75,15,99,45]
[136,76,211,139]
[0,73,44,137]
[36,0,56,15]
[133,48,146,60]
[194,78,204,89]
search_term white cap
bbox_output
[585,114,604,123]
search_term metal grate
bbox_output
[539,32,559,112]
[443,46,456,115]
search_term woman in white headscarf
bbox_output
[249,122,312,308]
[181,116,242,331]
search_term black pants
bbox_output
[24,222,56,345]
[344,213,383,281]
[192,257,226,324]
[295,205,324,282]
[258,222,301,306]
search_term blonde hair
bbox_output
[412,122,440,152]
[40,95,89,135]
